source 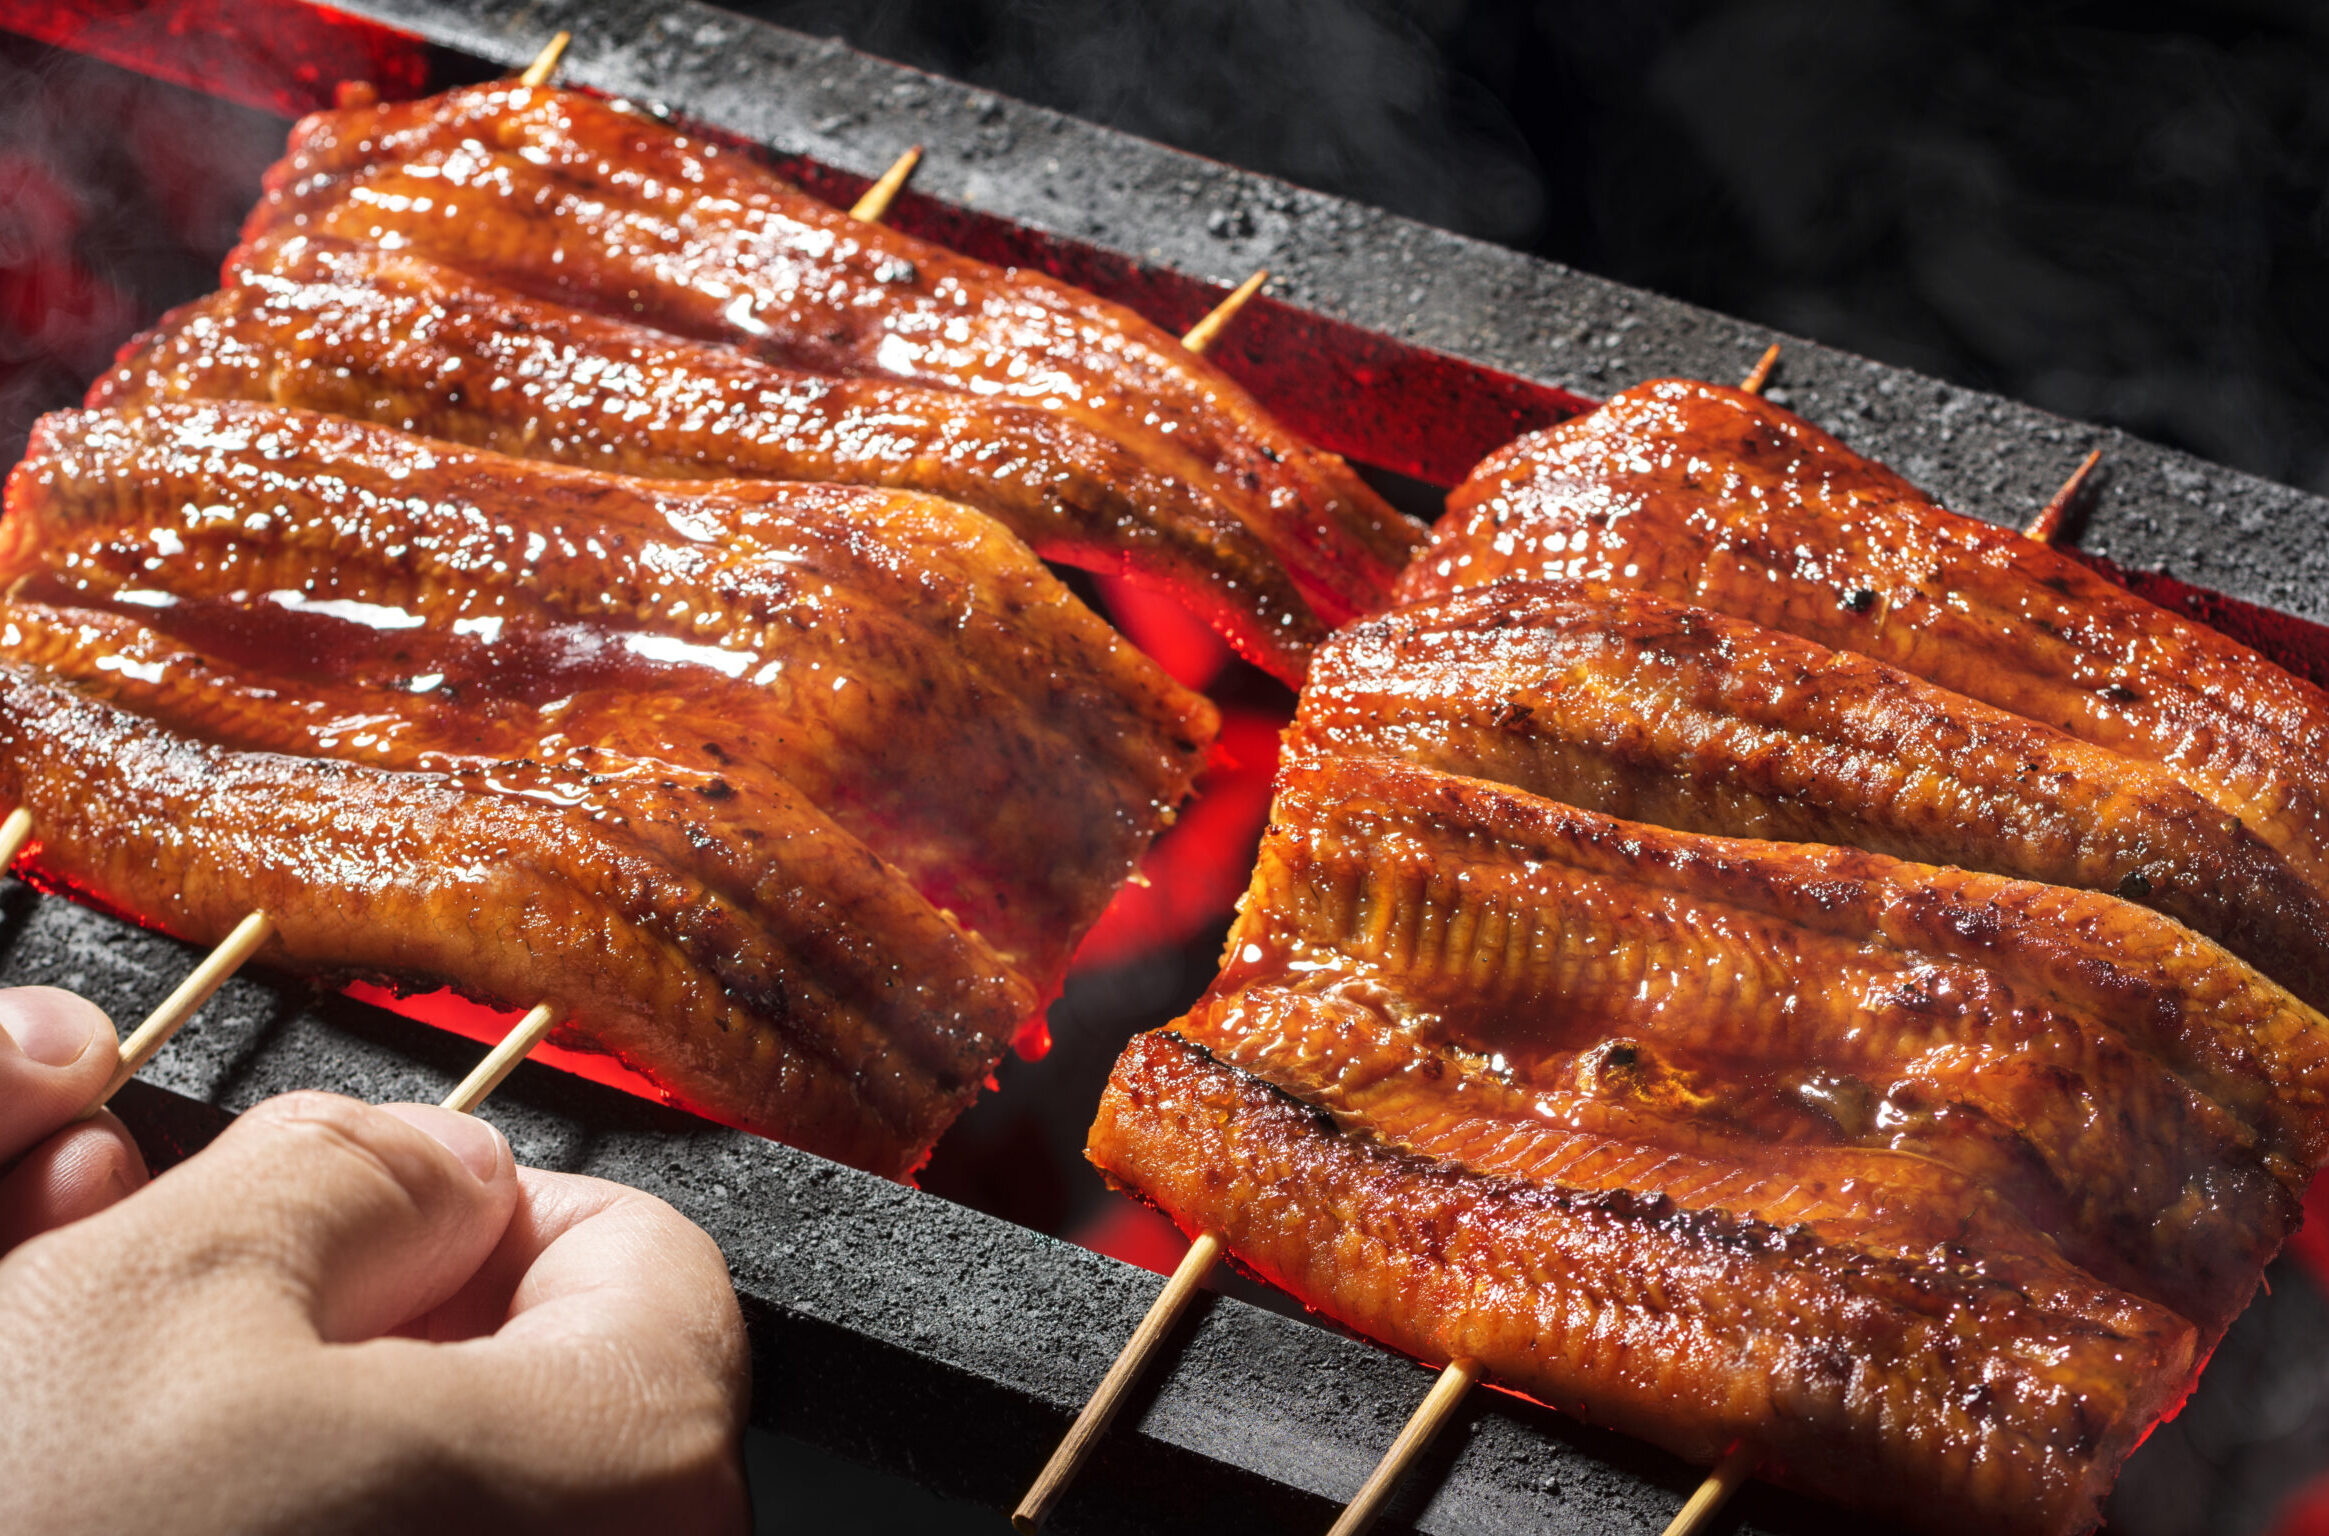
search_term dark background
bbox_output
[723,0,2329,500]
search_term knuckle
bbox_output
[245,1093,401,1173]
[243,1088,372,1136]
[231,1094,434,1220]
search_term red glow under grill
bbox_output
[0,0,428,118]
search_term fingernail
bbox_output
[379,1103,506,1181]
[0,986,110,1068]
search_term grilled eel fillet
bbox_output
[4,400,1215,988]
[1396,376,2329,897]
[1092,755,2329,1535]
[1298,579,2329,1013]
[241,81,1421,633]
[93,234,1323,683]
[0,639,1025,1175]
[1,403,1215,1169]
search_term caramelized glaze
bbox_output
[1397,378,2329,896]
[242,83,1421,629]
[1091,752,2329,1533]
[94,235,1324,682]
[1,402,1216,1171]
[0,655,1021,1172]
[6,401,1214,985]
[1094,1030,2193,1536]
[1300,579,2329,1012]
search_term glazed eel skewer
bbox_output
[1017,364,2135,1536]
[246,81,1414,650]
[8,396,1215,1171]
[1403,379,2329,904]
[109,235,1319,680]
[1335,335,2107,1536]
[1317,431,2159,1536]
[52,37,1278,1162]
[1092,747,2325,1536]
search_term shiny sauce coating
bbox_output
[1400,378,2329,896]
[1299,578,2329,1014]
[2,401,1215,1173]
[95,234,1326,682]
[244,82,1421,628]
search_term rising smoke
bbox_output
[0,32,282,467]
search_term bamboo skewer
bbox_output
[848,146,924,223]
[440,1002,561,1114]
[840,138,1264,356]
[0,805,32,875]
[1660,1443,1757,1536]
[79,910,273,1118]
[1181,269,1270,356]
[1008,267,1270,1535]
[72,901,560,1118]
[2024,447,2103,545]
[45,31,626,1134]
[1736,343,2099,550]
[0,795,276,1119]
[69,16,569,1128]
[5,765,562,1116]
[1017,318,1794,1530]
[101,52,1727,1511]
[517,31,570,88]
[1012,1231,1222,1532]
[1325,1357,1479,1536]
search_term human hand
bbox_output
[0,985,148,1246]
[0,1014,748,1535]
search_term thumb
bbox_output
[85,1091,518,1343]
[0,987,119,1162]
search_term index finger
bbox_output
[409,1167,744,1380]
[382,1167,748,1533]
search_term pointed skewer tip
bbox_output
[1740,343,1781,395]
[848,145,924,224]
[518,30,571,89]
[1181,269,1269,356]
[2023,446,2104,545]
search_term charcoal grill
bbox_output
[6,2,2329,1531]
